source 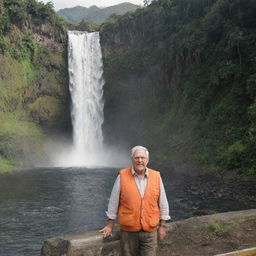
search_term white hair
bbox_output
[130,145,149,158]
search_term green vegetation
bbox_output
[0,0,70,172]
[57,3,140,24]
[207,221,225,237]
[100,0,256,174]
[206,221,239,238]
[0,156,14,173]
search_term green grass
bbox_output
[207,222,224,238]
[206,221,240,239]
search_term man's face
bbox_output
[132,149,149,174]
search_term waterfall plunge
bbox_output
[67,31,104,166]
[50,31,128,168]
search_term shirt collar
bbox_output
[132,167,148,177]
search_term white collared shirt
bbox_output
[106,168,171,220]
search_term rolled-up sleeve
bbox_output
[106,175,120,220]
[159,177,171,220]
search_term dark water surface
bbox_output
[0,167,118,256]
[0,167,254,256]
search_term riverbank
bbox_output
[41,209,256,256]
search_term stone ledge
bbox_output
[41,229,121,256]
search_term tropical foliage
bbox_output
[0,0,69,171]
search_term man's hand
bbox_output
[157,226,167,240]
[99,219,114,238]
[158,220,167,240]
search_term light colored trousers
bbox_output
[120,230,157,256]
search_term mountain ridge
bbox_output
[57,2,140,24]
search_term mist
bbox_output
[44,137,129,168]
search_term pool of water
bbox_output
[0,167,118,256]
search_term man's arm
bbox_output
[158,177,170,240]
[159,177,171,220]
[99,175,120,237]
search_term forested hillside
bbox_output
[0,0,70,172]
[100,0,256,174]
[57,3,140,24]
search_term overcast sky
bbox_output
[40,0,144,11]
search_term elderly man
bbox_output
[100,145,170,256]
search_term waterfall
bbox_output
[51,30,127,168]
[67,31,105,166]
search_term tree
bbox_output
[144,0,151,6]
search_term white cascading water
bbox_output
[67,31,104,166]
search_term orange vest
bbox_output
[118,168,161,232]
